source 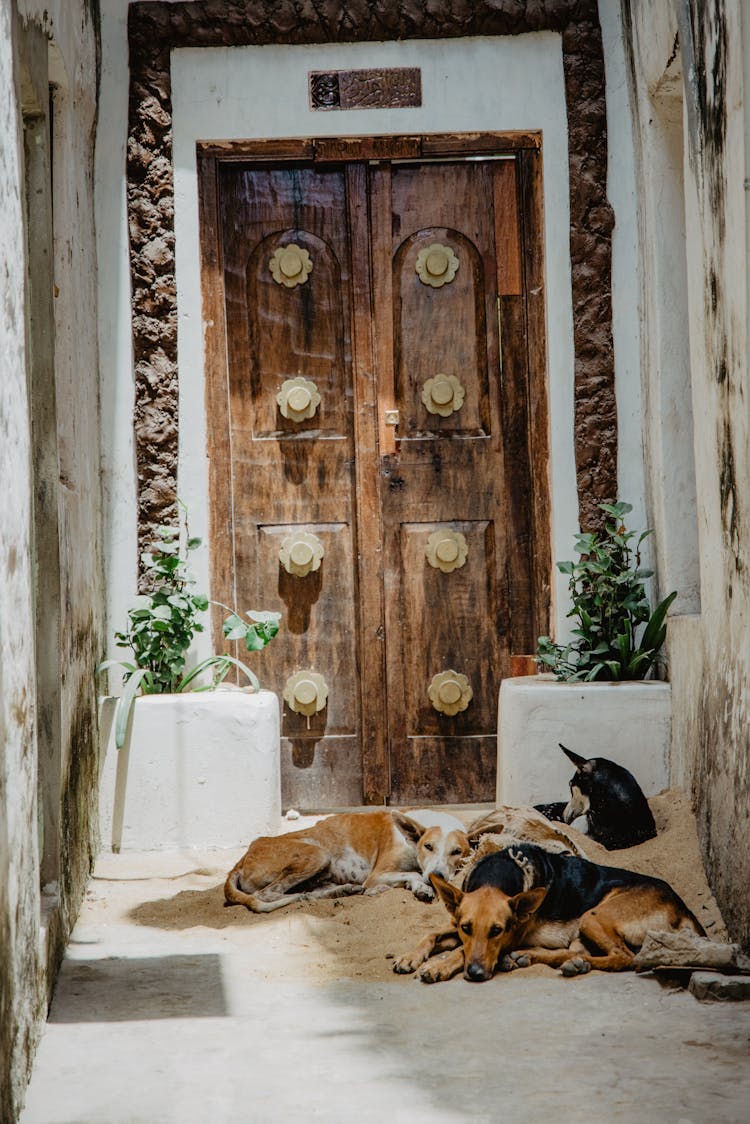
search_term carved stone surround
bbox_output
[127,0,616,557]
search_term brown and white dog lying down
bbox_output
[224,809,470,913]
[393,842,704,983]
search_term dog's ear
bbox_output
[391,811,424,844]
[509,886,547,923]
[560,743,588,770]
[429,873,464,917]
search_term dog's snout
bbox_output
[464,960,491,983]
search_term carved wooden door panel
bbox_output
[204,146,545,810]
[215,165,364,808]
[371,161,525,804]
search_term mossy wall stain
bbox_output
[682,0,749,947]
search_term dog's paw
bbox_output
[413,881,435,903]
[561,957,591,977]
[509,951,531,968]
[392,954,420,974]
[416,961,449,984]
[500,954,520,972]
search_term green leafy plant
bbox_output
[98,516,280,747]
[537,501,677,682]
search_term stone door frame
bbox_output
[126,0,616,561]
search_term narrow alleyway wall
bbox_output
[623,0,750,947]
[0,3,102,1120]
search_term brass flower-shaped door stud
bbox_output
[425,530,468,573]
[277,376,321,421]
[283,671,329,724]
[415,243,459,288]
[269,243,313,288]
[279,531,324,577]
[427,670,473,716]
[421,373,465,417]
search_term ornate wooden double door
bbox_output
[199,136,549,809]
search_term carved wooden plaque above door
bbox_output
[199,135,550,810]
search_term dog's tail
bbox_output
[223,868,272,912]
[679,906,707,939]
[665,881,707,939]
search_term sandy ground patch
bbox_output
[84,789,726,986]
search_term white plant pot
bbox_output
[497,676,671,807]
[98,690,280,852]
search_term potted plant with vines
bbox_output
[496,501,677,810]
[98,519,280,748]
[97,511,283,852]
[537,501,676,681]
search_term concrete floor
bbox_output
[21,841,750,1124]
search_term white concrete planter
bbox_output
[98,690,280,852]
[497,676,671,807]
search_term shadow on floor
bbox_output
[127,883,284,931]
[48,953,228,1022]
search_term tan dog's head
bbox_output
[392,811,470,883]
[417,826,470,882]
[429,874,547,982]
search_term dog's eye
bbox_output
[488,925,504,938]
[423,842,434,852]
[450,847,463,856]
[460,923,473,936]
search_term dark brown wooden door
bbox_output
[203,143,548,810]
[373,161,513,804]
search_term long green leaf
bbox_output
[640,590,677,653]
[115,668,151,748]
[177,654,260,693]
[97,657,137,677]
[625,650,652,677]
[616,625,631,666]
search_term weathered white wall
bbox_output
[621,0,700,617]
[97,0,136,688]
[624,0,750,946]
[600,0,649,544]
[2,2,101,1119]
[96,11,648,664]
[0,6,43,1119]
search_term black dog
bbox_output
[535,744,656,850]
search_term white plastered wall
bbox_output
[4,1,101,1113]
[97,8,645,663]
[97,0,137,676]
[600,0,649,551]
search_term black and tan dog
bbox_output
[393,842,704,983]
[535,744,657,850]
